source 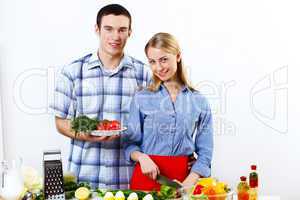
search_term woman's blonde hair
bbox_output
[145,32,195,92]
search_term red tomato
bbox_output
[97,120,111,130]
[96,122,105,130]
[193,184,204,195]
[109,120,121,130]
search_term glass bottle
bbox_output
[249,165,258,200]
[237,176,249,200]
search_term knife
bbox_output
[156,174,182,189]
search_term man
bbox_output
[51,4,151,189]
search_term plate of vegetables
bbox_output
[71,116,127,137]
[189,177,233,200]
[90,119,127,137]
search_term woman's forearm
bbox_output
[182,171,200,187]
[130,151,145,162]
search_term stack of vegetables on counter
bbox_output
[18,169,233,200]
[67,184,179,200]
[65,176,233,200]
[60,172,179,200]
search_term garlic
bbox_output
[142,194,154,200]
[127,192,139,200]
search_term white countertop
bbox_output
[233,196,280,200]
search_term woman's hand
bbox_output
[182,172,200,188]
[138,153,160,180]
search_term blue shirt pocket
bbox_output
[143,113,154,132]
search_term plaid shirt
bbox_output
[51,51,152,189]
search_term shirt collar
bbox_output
[87,51,134,70]
[159,84,190,93]
[182,85,192,92]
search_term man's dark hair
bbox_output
[96,4,132,30]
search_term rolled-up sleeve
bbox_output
[50,66,76,119]
[123,93,144,163]
[192,99,213,177]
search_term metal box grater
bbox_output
[43,150,65,200]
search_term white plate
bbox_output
[90,127,127,137]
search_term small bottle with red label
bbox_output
[249,165,258,200]
[249,165,258,188]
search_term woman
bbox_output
[124,32,213,191]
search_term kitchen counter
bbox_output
[0,195,281,200]
[233,196,280,200]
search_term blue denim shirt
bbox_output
[123,85,213,177]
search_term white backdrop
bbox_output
[1,0,299,199]
[0,97,3,161]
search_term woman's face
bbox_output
[146,47,181,82]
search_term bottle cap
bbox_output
[251,165,257,170]
[240,176,247,181]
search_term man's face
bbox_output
[96,14,131,57]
